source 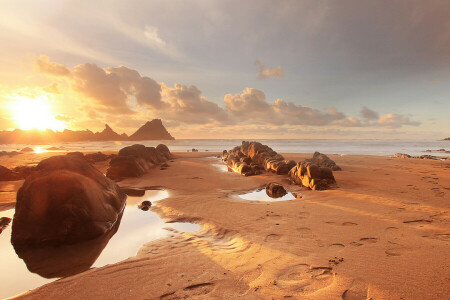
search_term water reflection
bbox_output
[0,189,199,299]
[238,188,297,202]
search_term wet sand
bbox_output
[1,152,449,299]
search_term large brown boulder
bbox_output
[11,155,126,249]
[305,152,342,171]
[106,144,172,180]
[266,182,287,198]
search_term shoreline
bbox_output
[0,152,449,299]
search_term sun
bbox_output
[9,95,66,131]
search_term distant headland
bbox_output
[0,119,174,144]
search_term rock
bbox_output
[0,165,21,181]
[221,141,294,176]
[106,144,173,180]
[12,165,36,179]
[138,200,152,211]
[289,162,336,190]
[266,182,287,198]
[160,163,169,168]
[84,152,109,163]
[394,153,411,159]
[0,217,11,234]
[156,144,174,159]
[305,152,341,171]
[192,148,199,152]
[128,119,175,140]
[66,152,85,159]
[11,155,126,249]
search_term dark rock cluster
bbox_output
[222,141,295,176]
[106,144,173,180]
[222,141,340,190]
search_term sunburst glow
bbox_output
[8,95,66,131]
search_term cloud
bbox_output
[42,82,61,94]
[161,83,229,124]
[72,63,134,114]
[34,55,71,77]
[377,113,421,128]
[225,88,346,126]
[106,66,165,109]
[360,106,379,120]
[254,60,284,79]
[35,56,422,132]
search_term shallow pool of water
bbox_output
[238,188,297,202]
[0,189,199,299]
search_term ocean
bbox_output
[1,139,449,157]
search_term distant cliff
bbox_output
[128,119,174,141]
[0,119,174,144]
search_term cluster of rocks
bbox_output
[138,200,152,211]
[222,141,340,190]
[106,144,173,180]
[11,155,126,249]
[288,162,337,190]
[394,153,448,161]
[222,141,296,176]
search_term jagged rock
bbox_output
[394,153,411,159]
[11,155,126,249]
[289,162,336,190]
[138,200,152,211]
[192,148,199,152]
[106,144,173,180]
[305,152,341,171]
[128,119,174,140]
[0,165,21,181]
[222,141,295,176]
[266,182,287,198]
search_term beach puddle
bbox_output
[238,188,298,202]
[0,189,199,299]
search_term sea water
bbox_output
[1,139,448,157]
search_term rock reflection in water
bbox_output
[238,188,297,202]
[12,210,123,278]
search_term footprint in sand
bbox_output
[385,241,409,256]
[326,221,358,226]
[265,234,281,242]
[350,238,378,247]
[297,227,314,238]
[160,282,215,299]
[342,278,368,300]
[328,243,345,252]
[277,264,334,294]
[342,222,358,226]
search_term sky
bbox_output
[0,0,449,139]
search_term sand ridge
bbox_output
[1,152,449,299]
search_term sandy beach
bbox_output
[0,151,448,299]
